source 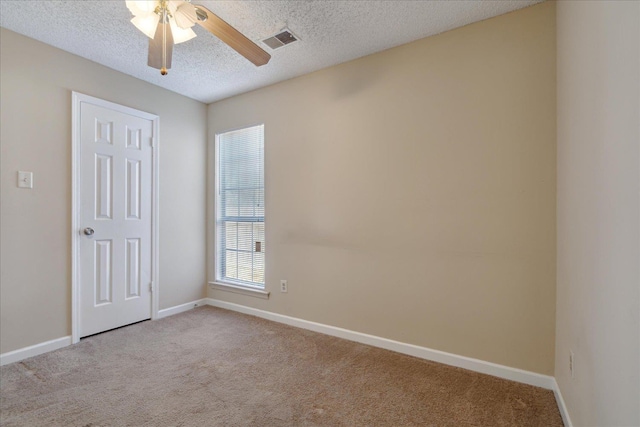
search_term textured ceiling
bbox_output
[0,0,543,104]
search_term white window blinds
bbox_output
[215,125,265,288]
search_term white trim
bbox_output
[71,92,160,344]
[209,282,270,299]
[158,299,208,319]
[71,92,81,344]
[0,301,564,399]
[0,336,72,366]
[150,109,160,322]
[2,298,202,366]
[552,378,574,427]
[204,298,555,390]
[211,123,267,291]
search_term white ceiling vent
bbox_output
[261,29,299,50]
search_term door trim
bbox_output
[71,92,160,344]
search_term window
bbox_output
[215,125,265,289]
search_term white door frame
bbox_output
[71,92,160,344]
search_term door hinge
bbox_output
[149,282,154,293]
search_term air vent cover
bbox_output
[262,29,299,50]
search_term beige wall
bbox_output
[556,1,640,425]
[208,2,556,375]
[0,29,207,354]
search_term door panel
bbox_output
[79,102,153,338]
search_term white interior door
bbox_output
[75,96,157,338]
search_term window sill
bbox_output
[209,282,270,299]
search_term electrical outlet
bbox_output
[280,280,288,293]
[569,350,575,378]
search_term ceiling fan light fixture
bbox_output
[168,0,191,16]
[126,0,157,17]
[131,13,160,39]
[169,19,197,44]
[174,3,197,29]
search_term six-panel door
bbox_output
[79,102,153,338]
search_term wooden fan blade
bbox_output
[194,5,271,67]
[148,22,174,72]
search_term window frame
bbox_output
[214,124,266,291]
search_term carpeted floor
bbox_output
[0,306,563,426]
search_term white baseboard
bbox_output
[0,336,72,366]
[0,299,562,403]
[204,298,555,390]
[552,379,573,427]
[158,299,207,319]
[1,299,205,366]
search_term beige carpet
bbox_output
[0,306,563,426]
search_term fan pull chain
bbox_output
[161,7,168,75]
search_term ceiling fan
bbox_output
[126,0,271,75]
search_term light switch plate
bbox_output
[18,171,33,189]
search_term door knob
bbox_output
[83,227,95,236]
